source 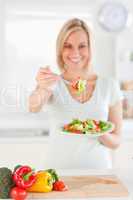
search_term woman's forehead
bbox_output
[65,30,89,43]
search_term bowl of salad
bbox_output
[61,119,115,138]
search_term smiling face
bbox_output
[62,30,91,72]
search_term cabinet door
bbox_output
[113,140,133,168]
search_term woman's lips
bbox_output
[68,57,82,64]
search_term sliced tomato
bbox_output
[95,126,101,132]
[93,120,99,126]
[71,82,78,90]
[64,126,73,132]
[71,77,80,90]
[71,129,82,134]
[63,125,70,130]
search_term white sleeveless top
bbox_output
[45,77,122,170]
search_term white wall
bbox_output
[0,0,5,86]
[3,1,116,112]
[115,30,133,81]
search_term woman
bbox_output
[29,18,123,169]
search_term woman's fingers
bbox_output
[38,67,60,78]
[40,66,52,74]
[37,73,60,81]
[38,79,58,89]
[36,66,60,90]
[39,74,55,79]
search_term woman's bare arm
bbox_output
[29,86,52,113]
[98,101,123,149]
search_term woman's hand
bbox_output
[29,67,60,113]
[36,66,60,91]
[98,101,122,149]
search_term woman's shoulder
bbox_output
[98,77,123,106]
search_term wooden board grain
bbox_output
[28,175,129,199]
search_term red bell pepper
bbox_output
[13,165,36,189]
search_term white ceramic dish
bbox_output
[61,122,115,138]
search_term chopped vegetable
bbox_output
[99,121,111,131]
[71,77,87,94]
[70,119,82,125]
[62,119,114,135]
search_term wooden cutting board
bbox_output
[28,175,129,199]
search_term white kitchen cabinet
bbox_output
[112,139,133,169]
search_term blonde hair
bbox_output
[56,18,91,71]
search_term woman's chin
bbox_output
[68,64,84,70]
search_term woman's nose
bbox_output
[71,48,80,56]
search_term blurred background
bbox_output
[0,0,133,169]
[1,0,133,116]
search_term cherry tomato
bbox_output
[10,187,27,200]
[53,180,68,191]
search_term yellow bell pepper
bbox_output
[26,171,53,193]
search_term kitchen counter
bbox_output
[28,168,133,200]
[60,168,133,200]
